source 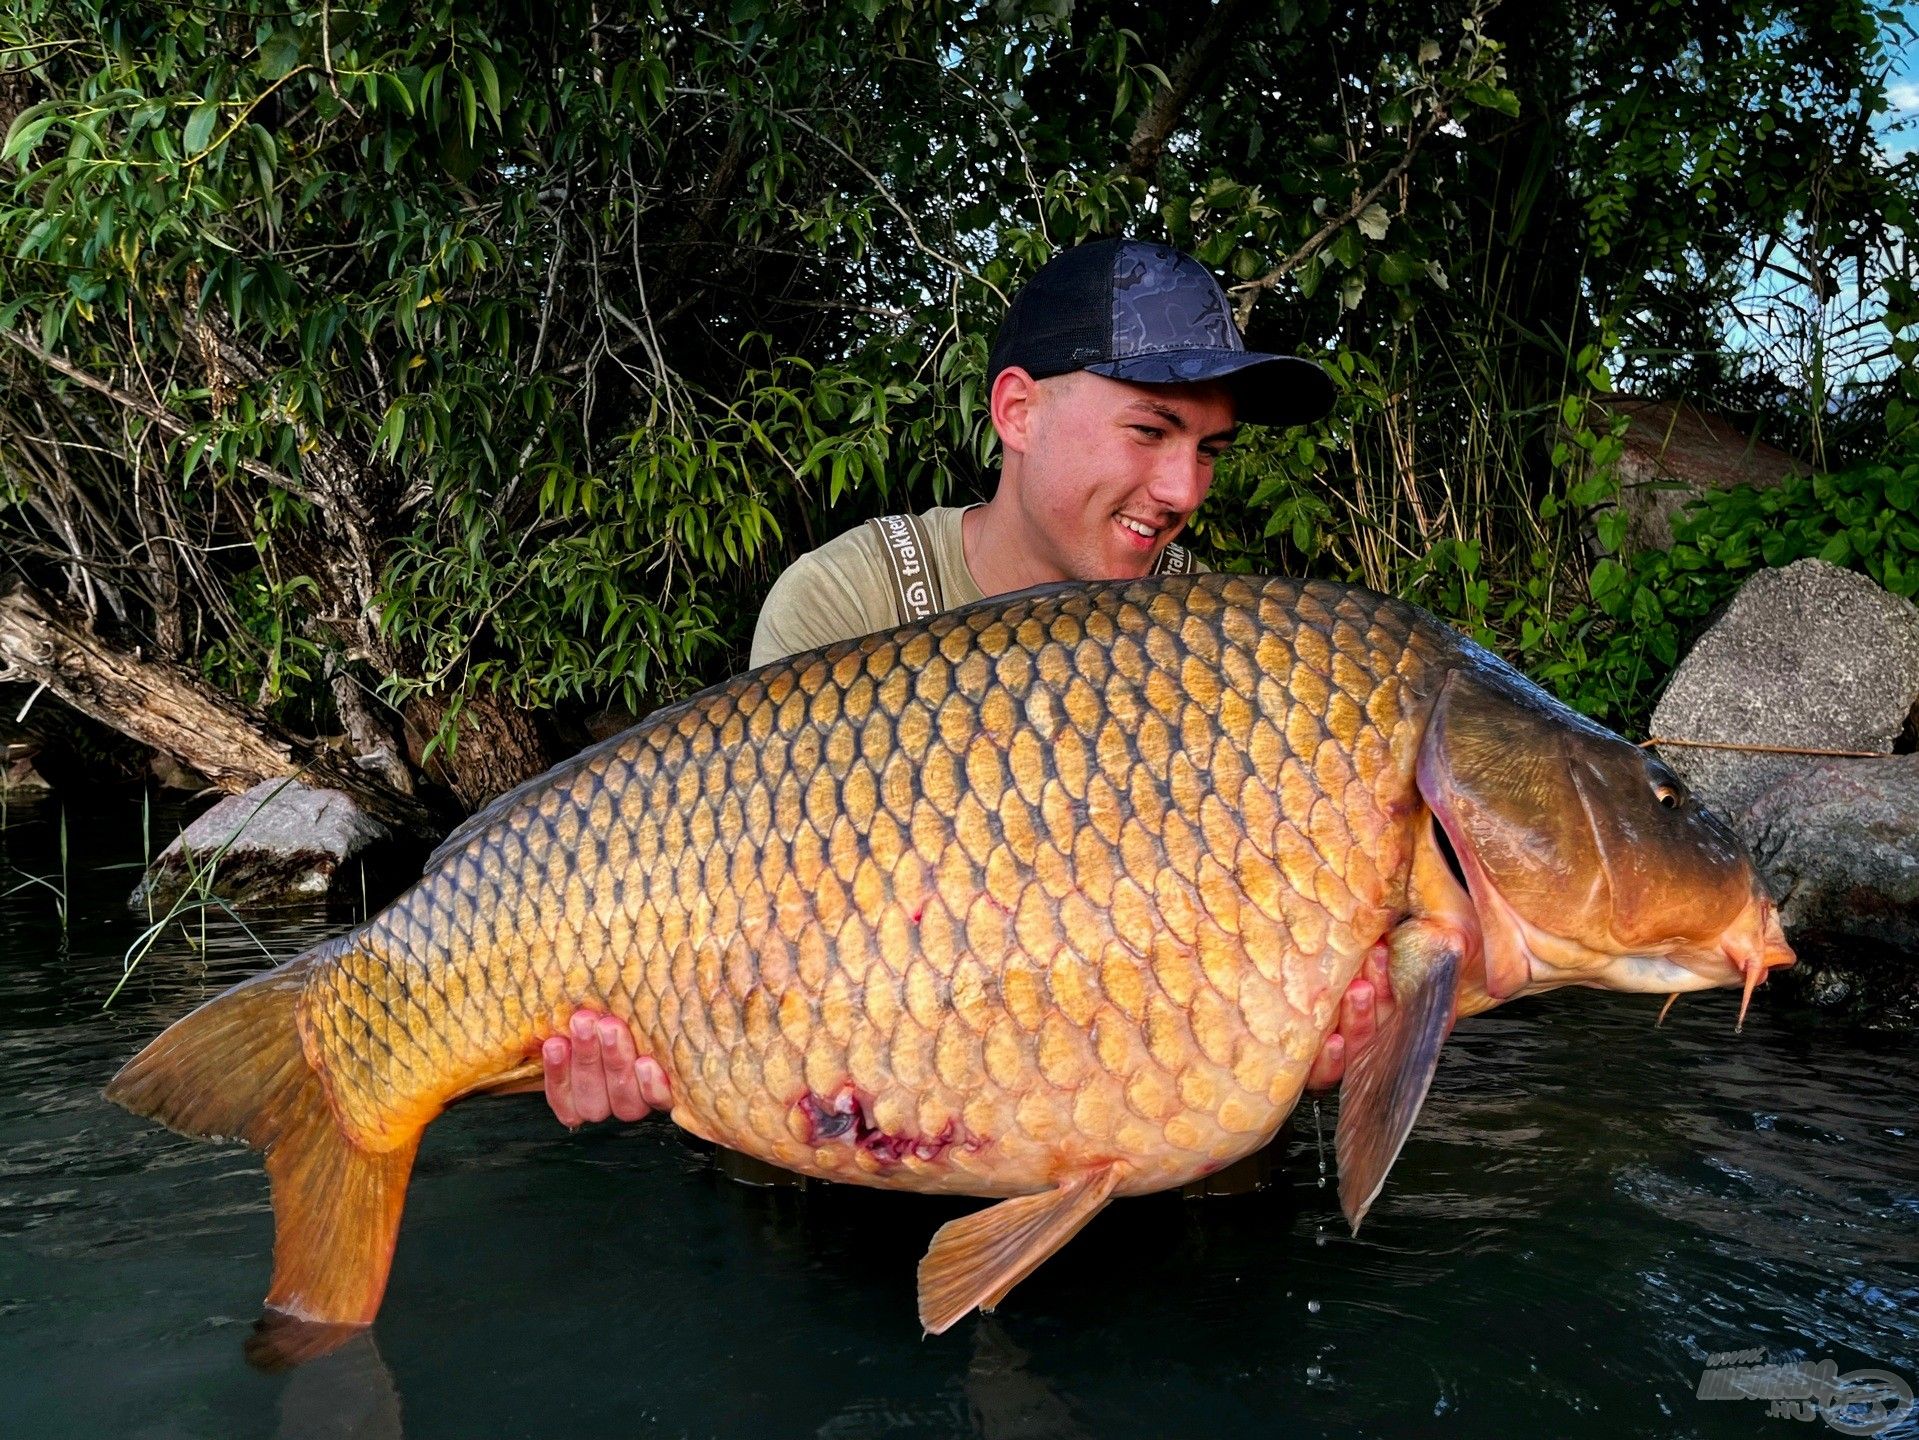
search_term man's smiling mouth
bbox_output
[1117,514,1165,539]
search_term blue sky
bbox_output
[1887,9,1918,156]
[1713,8,1916,399]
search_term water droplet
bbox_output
[1305,1364,1323,1380]
[1307,1298,1321,1314]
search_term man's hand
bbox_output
[542,1010,672,1128]
[1303,940,1394,1093]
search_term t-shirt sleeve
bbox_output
[748,544,896,668]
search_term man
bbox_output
[538,238,1395,1171]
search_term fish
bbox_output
[105,573,1793,1360]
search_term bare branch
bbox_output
[1,329,320,504]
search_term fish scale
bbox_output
[301,574,1444,1193]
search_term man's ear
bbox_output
[990,367,1042,456]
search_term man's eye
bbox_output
[1201,448,1228,463]
[1131,425,1163,440]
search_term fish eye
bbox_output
[1647,766,1687,809]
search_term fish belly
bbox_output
[304,576,1436,1193]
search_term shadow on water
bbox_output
[1,797,1914,1438]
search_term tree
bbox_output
[0,0,1909,824]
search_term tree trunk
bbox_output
[400,690,551,811]
[0,582,433,832]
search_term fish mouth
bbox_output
[1422,790,1793,1027]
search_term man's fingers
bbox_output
[543,1036,582,1128]
[1341,978,1377,1052]
[600,1016,649,1122]
[1364,942,1393,1007]
[567,1010,611,1122]
[636,1056,672,1112]
[1304,1031,1345,1093]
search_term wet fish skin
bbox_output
[105,571,1786,1353]
[308,574,1441,1195]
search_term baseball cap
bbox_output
[985,236,1335,427]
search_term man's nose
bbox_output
[1147,448,1211,513]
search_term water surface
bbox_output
[1,797,1913,1438]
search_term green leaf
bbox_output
[184,101,219,155]
[2,113,53,165]
[259,31,302,79]
[473,53,502,122]
[1376,252,1420,286]
[1355,203,1391,240]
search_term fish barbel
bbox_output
[106,574,1792,1358]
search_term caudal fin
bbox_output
[104,957,420,1365]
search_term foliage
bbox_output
[1548,444,1919,732]
[0,0,1912,794]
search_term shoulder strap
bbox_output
[867,514,945,624]
[1154,541,1194,576]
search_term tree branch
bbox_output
[1124,0,1267,182]
[0,581,432,831]
[1,329,320,504]
[1227,105,1449,329]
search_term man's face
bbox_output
[997,369,1237,583]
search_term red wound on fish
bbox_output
[795,1086,976,1164]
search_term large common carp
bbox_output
[107,574,1792,1356]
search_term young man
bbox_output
[539,238,1395,1162]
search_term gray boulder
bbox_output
[133,778,391,912]
[1739,757,1919,1027]
[1651,559,1919,1025]
[1651,559,1919,814]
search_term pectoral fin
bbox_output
[450,1059,545,1100]
[1336,919,1462,1234]
[917,1163,1124,1335]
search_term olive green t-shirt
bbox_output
[749,505,985,668]
[748,504,1208,668]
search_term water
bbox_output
[2,796,1914,1438]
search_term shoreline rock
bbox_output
[132,778,394,913]
[1651,559,1919,1028]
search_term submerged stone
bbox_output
[132,779,392,912]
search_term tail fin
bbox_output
[104,957,421,1364]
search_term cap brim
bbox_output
[1085,350,1335,427]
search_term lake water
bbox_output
[1,795,1913,1438]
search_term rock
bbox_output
[148,750,210,792]
[1652,560,1919,1027]
[2,750,51,795]
[1651,559,1919,815]
[1740,757,1919,1028]
[133,778,392,912]
[2,728,51,795]
[1591,396,1807,551]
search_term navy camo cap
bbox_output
[986,236,1336,427]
